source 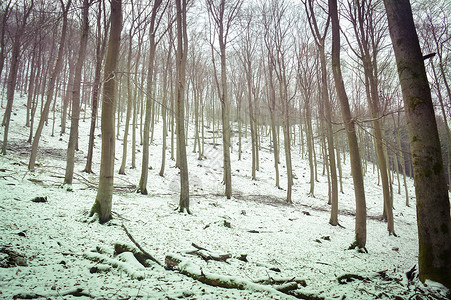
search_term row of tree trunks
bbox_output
[28,0,72,171]
[2,1,34,155]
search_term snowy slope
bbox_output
[0,93,449,299]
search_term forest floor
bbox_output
[0,93,450,299]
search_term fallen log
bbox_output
[165,253,311,299]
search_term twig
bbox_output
[121,223,162,266]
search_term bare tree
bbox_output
[304,0,339,224]
[137,0,165,195]
[206,0,242,199]
[90,0,123,223]
[296,34,318,197]
[84,0,109,174]
[330,0,367,250]
[175,0,190,213]
[383,0,451,289]
[344,0,394,235]
[119,0,148,175]
[64,0,90,185]
[159,14,174,176]
[237,8,258,180]
[262,0,296,203]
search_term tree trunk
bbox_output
[318,48,339,225]
[330,0,367,249]
[0,1,12,82]
[220,44,232,199]
[306,105,315,196]
[383,0,451,289]
[90,0,122,224]
[26,46,37,128]
[267,62,280,189]
[176,0,190,213]
[137,0,162,195]
[396,113,409,206]
[84,0,108,174]
[159,37,172,177]
[64,0,89,185]
[119,27,135,175]
[61,55,75,135]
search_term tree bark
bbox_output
[90,0,122,224]
[330,0,367,249]
[383,0,451,289]
[137,0,162,195]
[176,0,190,213]
[64,0,89,184]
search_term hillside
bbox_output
[0,93,449,299]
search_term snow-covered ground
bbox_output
[0,93,449,299]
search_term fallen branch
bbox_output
[337,273,368,284]
[255,276,306,287]
[121,224,162,266]
[186,243,231,263]
[165,253,312,299]
[115,243,158,268]
[13,288,92,299]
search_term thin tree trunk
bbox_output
[176,0,190,213]
[0,1,12,82]
[396,113,409,206]
[330,0,367,250]
[64,0,89,185]
[137,0,162,194]
[84,0,108,174]
[61,56,75,135]
[26,45,37,127]
[159,30,172,176]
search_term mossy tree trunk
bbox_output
[383,0,451,289]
